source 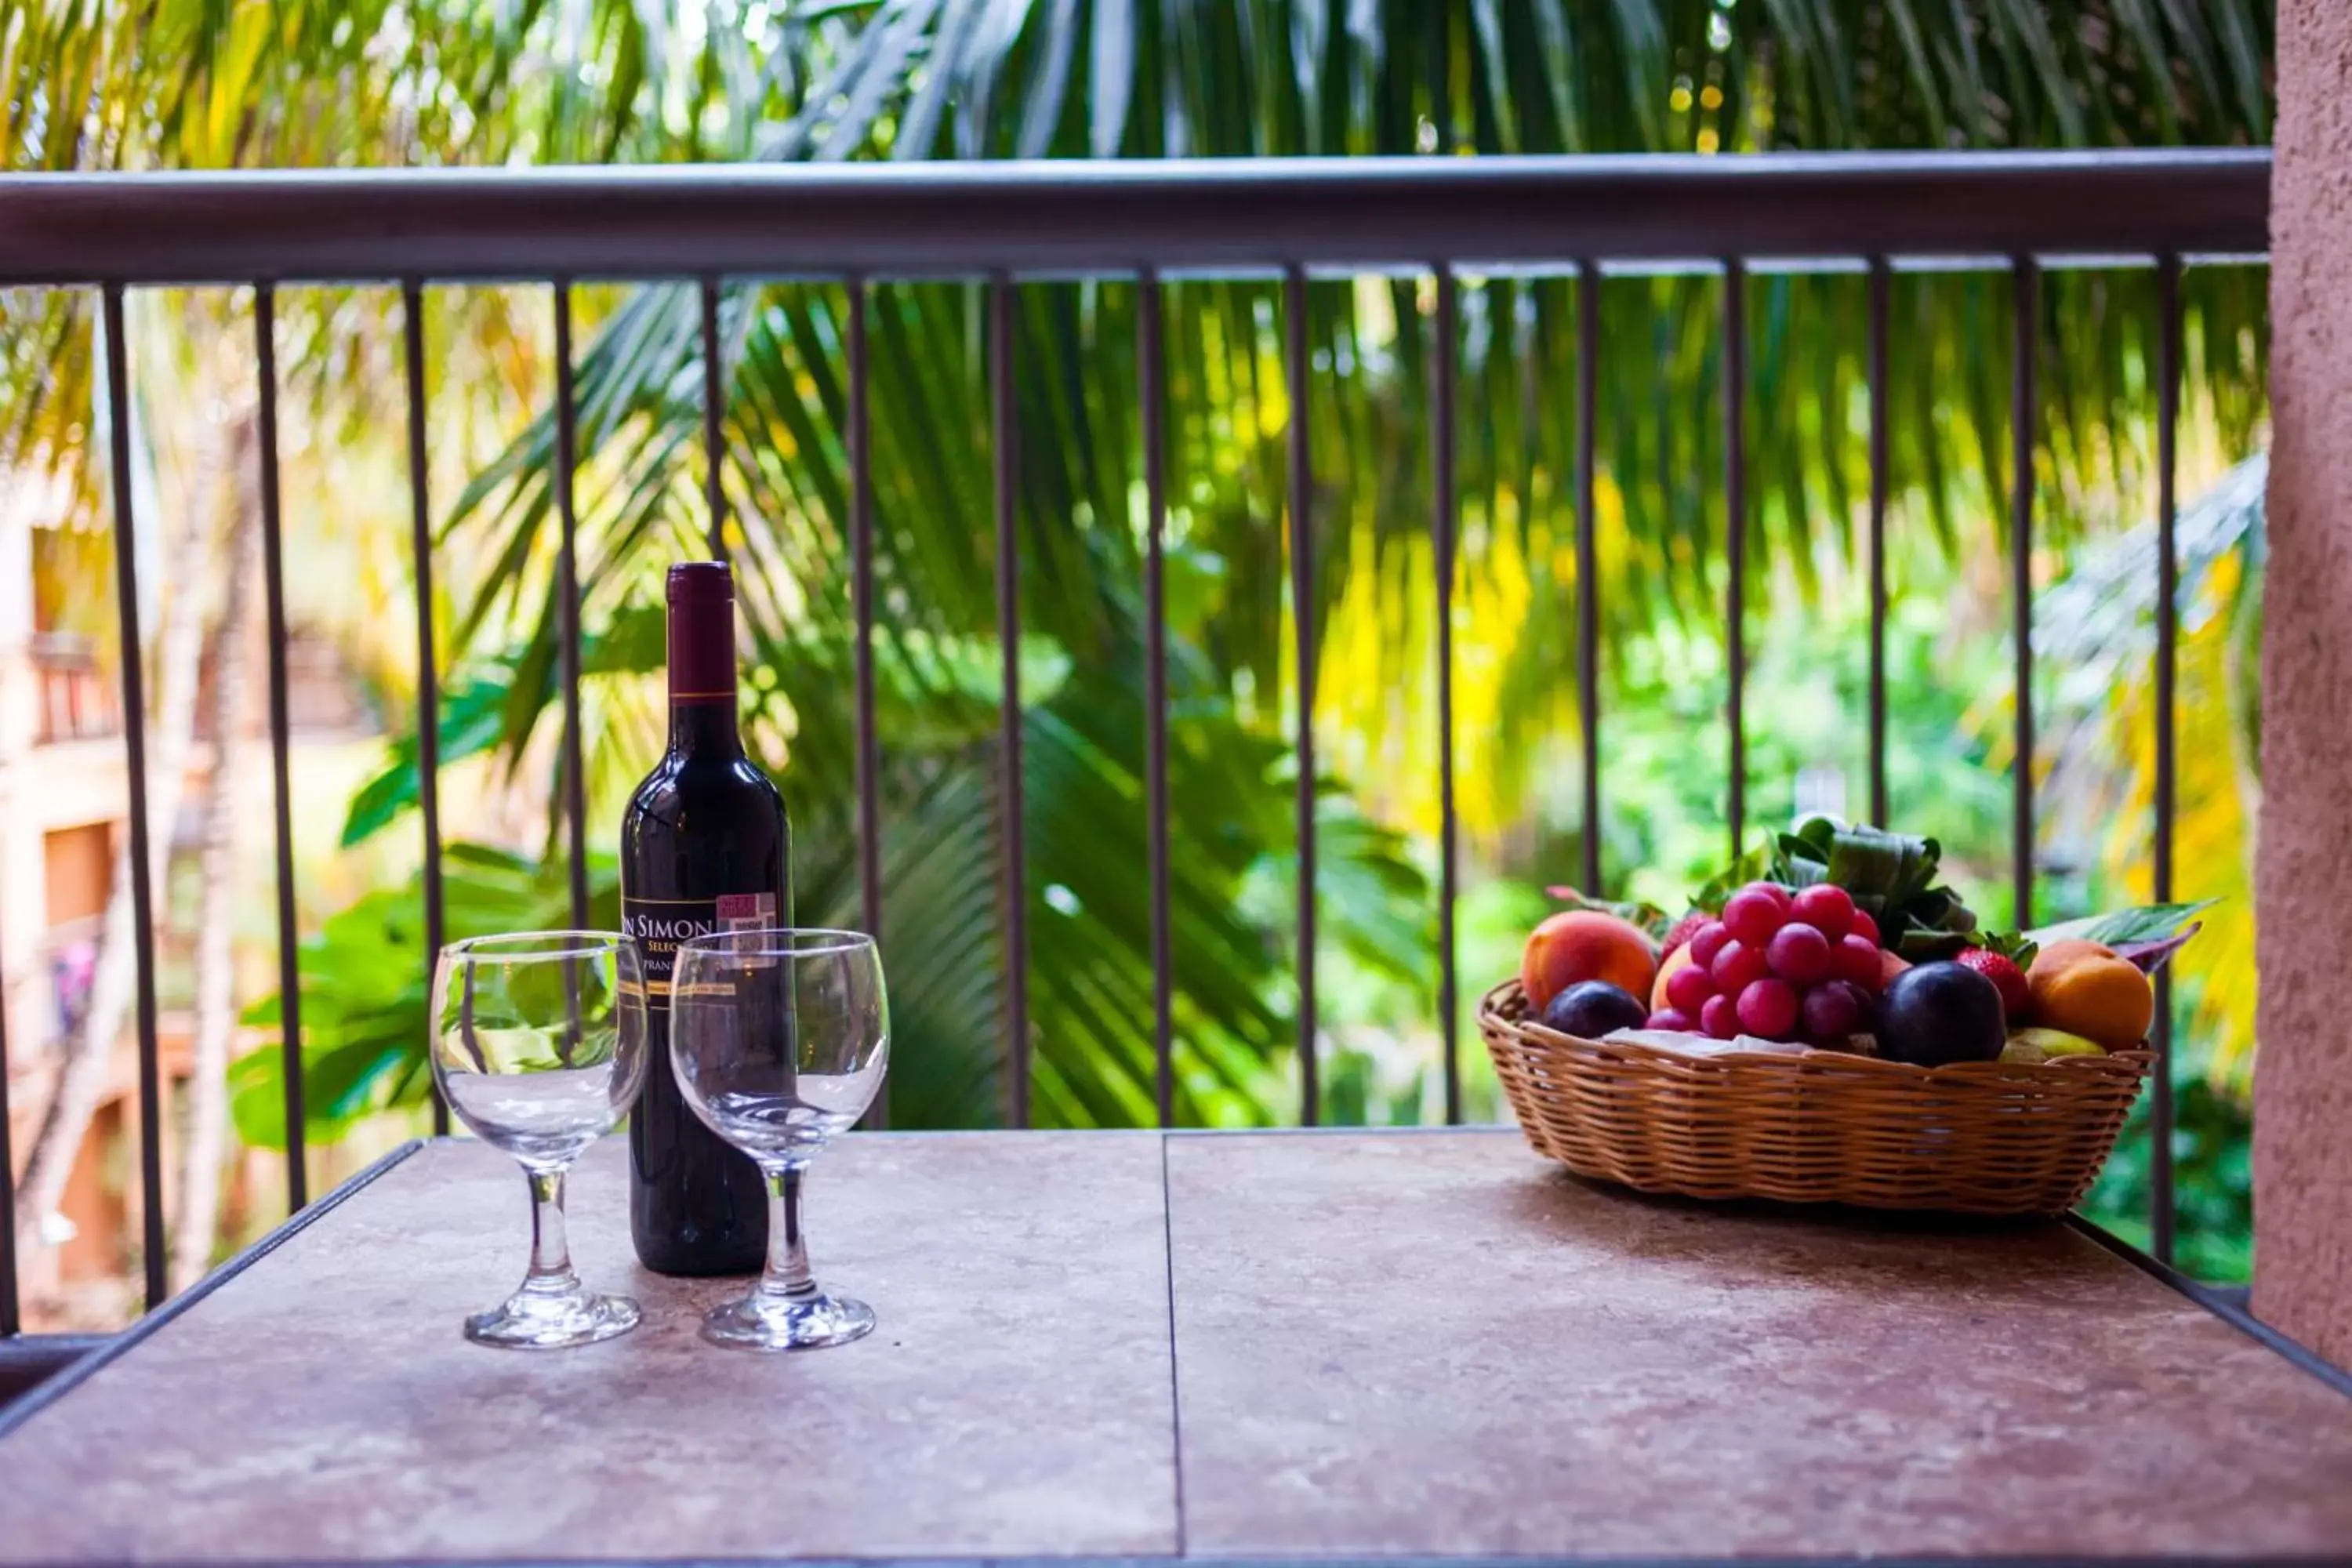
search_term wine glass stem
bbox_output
[524,1168,580,1294]
[760,1163,815,1300]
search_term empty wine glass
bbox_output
[429,931,650,1349]
[670,928,889,1350]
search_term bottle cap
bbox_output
[667,561,734,605]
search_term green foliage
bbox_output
[1692,818,1980,956]
[2085,1059,2255,1284]
[397,0,2268,1133]
[230,845,596,1149]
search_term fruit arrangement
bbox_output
[1520,818,2204,1069]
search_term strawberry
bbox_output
[1659,910,1710,957]
[1955,946,2031,1023]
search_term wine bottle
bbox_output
[622,561,786,1275]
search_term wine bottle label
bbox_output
[622,891,777,1011]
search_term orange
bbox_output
[1522,910,1658,1011]
[2026,941,2153,1051]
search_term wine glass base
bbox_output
[464,1288,641,1350]
[701,1288,876,1351]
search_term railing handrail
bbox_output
[0,150,2271,286]
[27,631,98,665]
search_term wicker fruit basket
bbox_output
[1480,979,2151,1216]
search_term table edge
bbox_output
[0,1139,424,1441]
[2064,1212,2352,1399]
[3,1551,2335,1567]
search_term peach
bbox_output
[1523,910,1658,1011]
[1651,942,1698,1014]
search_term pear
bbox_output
[2000,1025,2107,1065]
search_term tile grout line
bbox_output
[1160,1131,1189,1558]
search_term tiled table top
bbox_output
[2,1128,2349,1563]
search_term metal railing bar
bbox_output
[991,275,1029,1130]
[1576,263,1601,898]
[1333,252,2254,281]
[36,254,2284,295]
[98,285,169,1308]
[1723,260,1748,858]
[552,283,590,932]
[2152,254,2182,1265]
[1867,258,1890,829]
[700,278,729,562]
[401,281,448,1138]
[0,902,17,1334]
[1432,267,1461,1126]
[1610,252,2271,279]
[1287,264,1319,1128]
[0,152,2269,285]
[507,251,2270,289]
[850,279,884,1133]
[1141,270,1174,1130]
[1541,252,2265,278]
[849,280,885,1131]
[252,285,307,1212]
[1895,253,2185,275]
[1589,257,1881,281]
[0,260,2271,300]
[2011,258,2038,929]
[850,281,882,946]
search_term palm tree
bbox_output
[2,3,2278,1225]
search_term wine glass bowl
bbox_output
[670,928,889,1350]
[430,931,649,1349]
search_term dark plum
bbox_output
[1541,980,1650,1040]
[1877,961,2005,1066]
[1801,979,1870,1040]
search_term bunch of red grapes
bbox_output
[1652,881,1883,1042]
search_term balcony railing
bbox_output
[28,633,118,745]
[0,150,2274,1333]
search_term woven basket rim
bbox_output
[1482,978,2152,1083]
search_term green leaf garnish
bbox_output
[2026,900,2217,948]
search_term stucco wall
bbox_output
[2253,0,2352,1365]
